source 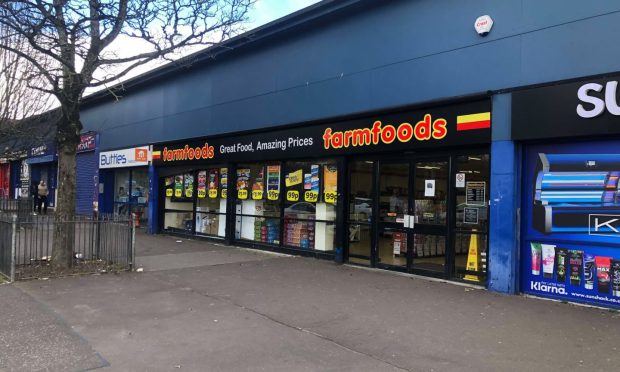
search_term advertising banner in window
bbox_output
[152,99,491,166]
[522,140,620,308]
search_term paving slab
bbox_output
[0,284,107,372]
[9,233,620,372]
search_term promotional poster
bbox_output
[522,140,620,308]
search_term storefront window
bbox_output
[130,168,149,222]
[163,173,195,233]
[195,167,228,238]
[114,169,130,217]
[235,163,281,244]
[348,161,373,265]
[283,160,337,251]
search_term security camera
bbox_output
[474,15,493,37]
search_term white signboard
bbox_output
[99,146,150,169]
[424,180,436,197]
[456,173,466,188]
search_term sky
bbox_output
[86,0,322,95]
[251,0,322,27]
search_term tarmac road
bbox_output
[4,233,620,371]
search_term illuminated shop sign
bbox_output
[77,132,97,153]
[152,99,491,165]
[513,73,620,140]
[99,146,150,169]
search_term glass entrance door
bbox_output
[368,158,450,276]
[377,162,410,269]
[345,152,489,283]
[411,159,449,275]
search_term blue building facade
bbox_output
[76,0,620,307]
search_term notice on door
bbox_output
[456,173,466,188]
[464,207,479,224]
[466,181,485,206]
[424,180,436,197]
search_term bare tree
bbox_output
[0,19,53,146]
[0,0,253,269]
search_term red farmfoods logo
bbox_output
[322,114,447,150]
[154,143,215,162]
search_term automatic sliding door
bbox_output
[412,159,449,275]
[377,162,410,269]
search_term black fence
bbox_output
[0,213,134,281]
[0,197,34,222]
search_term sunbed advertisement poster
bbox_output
[522,140,620,308]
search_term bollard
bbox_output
[335,246,344,264]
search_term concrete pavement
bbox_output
[3,232,620,371]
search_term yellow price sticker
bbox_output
[304,190,318,202]
[267,190,279,201]
[208,189,218,198]
[197,189,207,199]
[324,191,337,204]
[221,189,227,199]
[286,190,299,202]
[166,189,173,197]
[238,189,248,200]
[252,190,263,200]
[174,189,182,197]
[185,189,193,198]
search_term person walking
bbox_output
[37,180,49,215]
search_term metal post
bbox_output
[10,214,17,282]
[130,221,136,271]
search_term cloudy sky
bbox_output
[251,0,321,26]
[86,0,322,93]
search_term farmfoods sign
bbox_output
[153,99,491,165]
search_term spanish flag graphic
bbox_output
[152,150,161,160]
[456,112,491,131]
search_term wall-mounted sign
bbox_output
[28,143,55,158]
[77,132,97,153]
[99,146,150,169]
[513,73,620,140]
[152,99,491,166]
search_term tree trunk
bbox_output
[51,101,81,270]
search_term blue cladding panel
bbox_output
[488,93,518,294]
[147,164,158,234]
[81,0,620,150]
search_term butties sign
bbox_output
[152,99,491,165]
[513,73,620,140]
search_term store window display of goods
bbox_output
[283,160,337,252]
[235,163,282,243]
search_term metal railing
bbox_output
[0,197,34,222]
[0,213,134,281]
